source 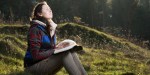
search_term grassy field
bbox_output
[0,23,150,75]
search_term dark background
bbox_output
[0,0,150,46]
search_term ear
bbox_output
[37,13,42,17]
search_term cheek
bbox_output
[43,11,53,18]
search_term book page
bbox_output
[54,39,77,54]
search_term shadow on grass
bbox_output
[8,71,32,75]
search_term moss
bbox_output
[0,23,150,74]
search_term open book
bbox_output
[54,39,83,54]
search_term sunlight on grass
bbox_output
[0,23,150,75]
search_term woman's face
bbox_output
[40,4,53,19]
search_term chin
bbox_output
[46,17,52,19]
[50,16,53,19]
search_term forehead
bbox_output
[42,4,51,9]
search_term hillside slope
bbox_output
[0,23,150,75]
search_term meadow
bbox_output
[0,23,150,75]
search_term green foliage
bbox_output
[0,23,150,75]
[1,0,150,41]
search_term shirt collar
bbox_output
[32,20,46,27]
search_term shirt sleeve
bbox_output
[28,26,54,60]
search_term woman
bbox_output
[24,1,87,75]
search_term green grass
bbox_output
[0,23,150,75]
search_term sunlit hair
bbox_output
[30,1,48,21]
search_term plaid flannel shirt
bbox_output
[24,20,56,67]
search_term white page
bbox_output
[54,39,77,54]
